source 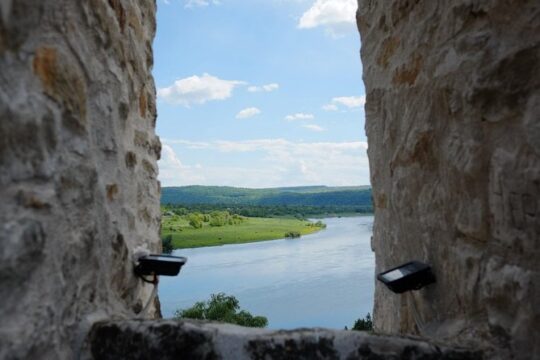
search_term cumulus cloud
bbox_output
[185,0,220,8]
[157,73,245,107]
[323,95,366,111]
[322,104,338,111]
[158,144,205,185]
[159,138,370,187]
[284,113,315,121]
[302,124,325,132]
[247,83,279,93]
[298,0,357,35]
[332,96,366,108]
[236,107,261,119]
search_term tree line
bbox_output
[162,204,372,219]
[174,292,373,331]
[161,185,373,207]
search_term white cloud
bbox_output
[302,124,325,132]
[158,145,205,185]
[162,139,210,149]
[323,95,366,111]
[157,73,245,107]
[236,107,261,119]
[185,0,220,8]
[332,96,366,108]
[159,138,370,187]
[284,113,315,121]
[322,104,338,111]
[298,0,357,35]
[206,138,367,153]
[247,83,280,93]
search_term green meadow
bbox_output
[161,214,325,249]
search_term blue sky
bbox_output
[154,0,369,187]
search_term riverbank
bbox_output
[307,212,373,219]
[162,216,325,249]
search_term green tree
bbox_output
[209,211,231,226]
[352,313,373,331]
[188,213,203,229]
[314,221,327,228]
[173,208,188,216]
[284,231,301,238]
[161,234,173,254]
[174,293,268,328]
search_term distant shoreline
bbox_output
[307,212,374,219]
[161,185,373,213]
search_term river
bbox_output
[158,216,374,329]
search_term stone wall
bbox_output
[2,0,538,358]
[358,0,540,358]
[0,1,160,358]
[85,319,482,360]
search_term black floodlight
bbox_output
[135,254,187,277]
[377,261,435,293]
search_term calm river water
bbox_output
[159,216,374,329]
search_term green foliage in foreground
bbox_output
[174,293,268,328]
[352,313,373,331]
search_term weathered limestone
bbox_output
[86,319,483,360]
[0,1,160,358]
[358,0,540,358]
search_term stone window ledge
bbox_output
[86,319,483,359]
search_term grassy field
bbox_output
[162,216,324,249]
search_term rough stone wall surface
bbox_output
[0,1,160,358]
[85,319,483,360]
[357,0,540,358]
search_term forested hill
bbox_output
[161,185,372,207]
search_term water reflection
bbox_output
[158,216,374,329]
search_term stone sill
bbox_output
[86,319,483,359]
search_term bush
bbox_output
[352,313,373,331]
[188,214,203,229]
[161,234,173,254]
[209,211,230,227]
[284,231,301,238]
[174,293,268,328]
[314,221,327,228]
[307,220,326,228]
[173,208,188,216]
